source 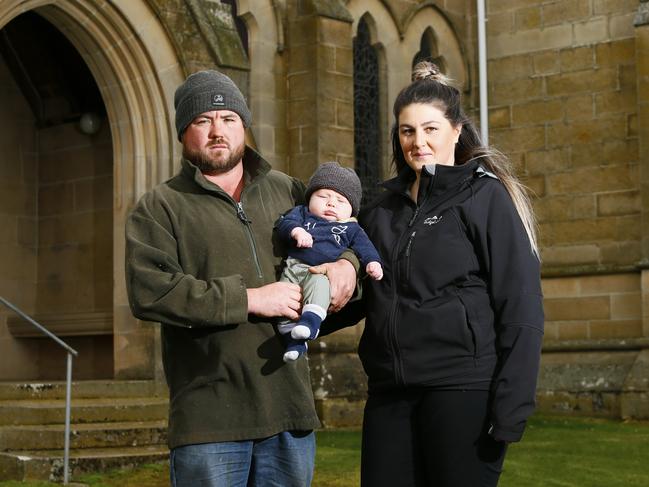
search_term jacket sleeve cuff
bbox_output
[489,422,525,443]
[213,274,249,324]
[337,249,361,273]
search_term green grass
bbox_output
[499,415,649,487]
[1,415,648,486]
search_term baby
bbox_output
[275,162,383,362]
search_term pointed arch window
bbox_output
[353,17,381,205]
[412,27,446,72]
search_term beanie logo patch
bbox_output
[211,94,225,106]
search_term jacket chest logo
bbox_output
[423,216,443,225]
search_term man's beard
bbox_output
[183,141,245,175]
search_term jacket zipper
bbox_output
[404,230,417,283]
[387,213,411,386]
[236,202,263,279]
[388,174,436,385]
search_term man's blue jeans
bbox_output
[170,430,315,486]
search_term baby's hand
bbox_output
[291,227,313,248]
[366,261,383,280]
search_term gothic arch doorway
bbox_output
[0,1,183,380]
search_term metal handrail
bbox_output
[0,296,78,485]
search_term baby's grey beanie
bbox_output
[174,70,252,141]
[305,162,362,217]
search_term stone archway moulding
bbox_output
[0,0,183,204]
[0,0,184,378]
[237,0,286,170]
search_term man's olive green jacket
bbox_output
[125,148,321,449]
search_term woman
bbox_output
[321,62,544,486]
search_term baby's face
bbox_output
[308,188,353,221]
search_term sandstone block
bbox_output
[335,47,353,75]
[289,99,316,127]
[541,276,582,298]
[488,106,511,128]
[595,38,636,67]
[553,217,627,245]
[533,50,560,75]
[289,44,317,73]
[488,0,553,15]
[526,148,571,174]
[317,17,352,45]
[597,190,640,216]
[490,126,545,153]
[336,100,354,129]
[309,351,367,399]
[564,94,595,121]
[572,195,598,219]
[560,45,595,72]
[595,90,636,116]
[487,54,534,82]
[541,244,600,266]
[590,319,643,338]
[515,6,542,30]
[512,99,563,126]
[610,293,641,320]
[571,139,638,167]
[288,71,317,100]
[318,71,353,102]
[489,24,573,58]
[546,67,618,96]
[546,117,627,149]
[318,126,354,156]
[581,273,639,294]
[600,241,642,266]
[573,17,608,46]
[609,12,635,40]
[520,174,546,197]
[317,44,336,72]
[544,296,610,321]
[593,0,641,16]
[557,321,590,340]
[544,0,590,26]
[316,398,365,428]
[486,10,514,36]
[490,78,544,105]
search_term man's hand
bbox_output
[290,227,313,248]
[247,282,302,320]
[309,259,356,312]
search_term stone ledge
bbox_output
[543,337,649,353]
[7,311,113,337]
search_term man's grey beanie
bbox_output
[174,70,252,141]
[305,162,362,217]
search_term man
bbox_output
[125,70,357,486]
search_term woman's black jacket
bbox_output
[322,160,544,443]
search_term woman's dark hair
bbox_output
[391,61,539,258]
[391,62,481,174]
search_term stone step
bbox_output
[0,380,165,401]
[0,420,167,451]
[0,397,169,425]
[0,444,169,482]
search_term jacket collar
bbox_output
[181,145,271,193]
[382,159,482,201]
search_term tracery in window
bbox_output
[412,27,446,72]
[353,18,381,205]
